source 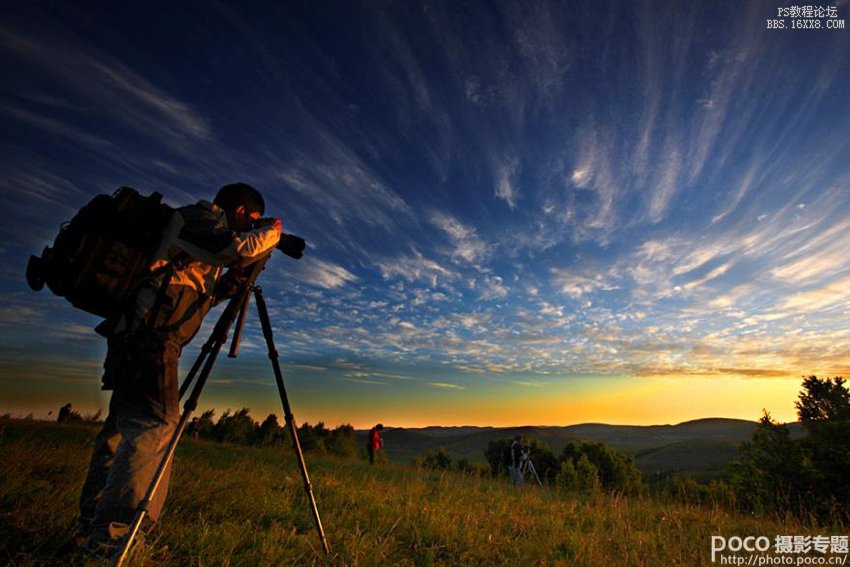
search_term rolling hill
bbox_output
[357,418,805,476]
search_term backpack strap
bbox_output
[144,263,177,330]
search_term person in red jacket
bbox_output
[367,424,384,464]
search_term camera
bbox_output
[277,232,306,260]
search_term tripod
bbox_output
[520,451,543,487]
[116,255,330,565]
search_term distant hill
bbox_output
[357,418,805,476]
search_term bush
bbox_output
[559,442,644,494]
[414,447,452,470]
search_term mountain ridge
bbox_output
[355,418,804,476]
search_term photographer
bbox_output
[76,183,281,557]
[509,436,524,485]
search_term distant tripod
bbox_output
[116,255,330,566]
[519,449,543,487]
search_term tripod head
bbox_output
[225,251,275,359]
[223,230,305,357]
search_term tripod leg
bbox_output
[179,339,212,400]
[181,284,252,399]
[253,286,331,555]
[529,462,543,487]
[115,291,246,567]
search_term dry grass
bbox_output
[0,418,840,566]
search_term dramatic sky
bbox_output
[1,1,848,428]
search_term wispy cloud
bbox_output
[494,158,520,210]
[429,382,465,390]
[429,211,489,265]
[551,269,617,299]
[287,258,358,289]
[376,249,457,287]
[779,274,850,314]
[0,27,213,150]
[278,144,414,242]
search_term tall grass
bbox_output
[0,418,841,566]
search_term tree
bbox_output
[255,414,284,446]
[196,409,216,439]
[297,422,330,453]
[558,442,644,494]
[525,439,558,483]
[485,438,512,477]
[415,447,452,470]
[326,424,357,457]
[732,411,808,513]
[733,377,849,520]
[556,459,578,489]
[796,376,850,517]
[575,455,601,492]
[796,376,850,425]
[214,408,259,445]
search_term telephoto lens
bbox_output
[277,233,306,259]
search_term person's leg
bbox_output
[85,340,180,551]
[77,396,121,542]
[83,285,209,557]
[85,285,205,552]
[511,465,524,485]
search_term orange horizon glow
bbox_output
[3,374,806,430]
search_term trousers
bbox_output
[79,283,210,542]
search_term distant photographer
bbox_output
[75,183,281,557]
[508,436,524,485]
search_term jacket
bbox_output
[150,200,280,296]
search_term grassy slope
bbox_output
[0,419,837,566]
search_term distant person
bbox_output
[367,424,384,464]
[57,403,73,423]
[74,183,282,557]
[508,436,524,485]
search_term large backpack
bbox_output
[27,187,175,318]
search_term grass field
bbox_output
[0,418,844,566]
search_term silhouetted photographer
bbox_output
[71,183,282,558]
[28,181,332,562]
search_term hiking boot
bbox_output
[82,521,146,561]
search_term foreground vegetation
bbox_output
[1,418,845,566]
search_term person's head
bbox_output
[376,423,384,430]
[214,182,266,231]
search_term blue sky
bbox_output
[1,1,848,427]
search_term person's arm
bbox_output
[221,222,281,264]
[175,204,281,267]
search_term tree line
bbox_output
[187,408,359,457]
[482,437,646,494]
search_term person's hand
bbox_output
[256,217,283,234]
